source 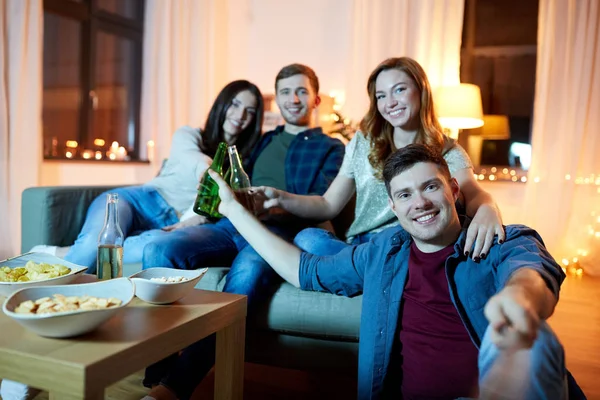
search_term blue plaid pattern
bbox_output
[246,126,345,195]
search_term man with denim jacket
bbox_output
[210,143,584,399]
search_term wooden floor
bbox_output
[2,274,598,399]
[547,274,600,399]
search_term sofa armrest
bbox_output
[21,185,126,252]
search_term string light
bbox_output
[474,167,528,183]
[474,168,600,278]
[558,171,600,278]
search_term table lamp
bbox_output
[468,114,511,166]
[434,83,484,139]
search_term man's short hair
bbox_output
[383,144,452,196]
[275,63,319,94]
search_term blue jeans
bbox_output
[292,227,375,256]
[64,186,178,273]
[142,218,301,399]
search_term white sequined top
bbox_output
[339,132,473,242]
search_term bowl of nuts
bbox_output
[129,267,208,305]
[2,277,134,338]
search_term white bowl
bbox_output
[0,252,87,297]
[2,277,134,338]
[129,267,208,305]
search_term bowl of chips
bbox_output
[0,253,87,297]
[129,267,208,305]
[2,277,134,338]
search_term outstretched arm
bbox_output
[210,170,302,287]
[484,268,557,350]
[483,230,563,350]
[251,172,356,221]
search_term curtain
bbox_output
[344,0,465,121]
[0,0,43,259]
[524,0,600,275]
[140,0,235,166]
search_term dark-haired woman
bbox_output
[63,80,264,272]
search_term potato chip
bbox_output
[0,262,71,283]
[13,294,123,315]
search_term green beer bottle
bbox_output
[193,142,227,218]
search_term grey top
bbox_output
[339,132,473,241]
[251,131,296,190]
[145,126,211,221]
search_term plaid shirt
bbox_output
[246,126,345,195]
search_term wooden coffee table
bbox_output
[0,288,247,400]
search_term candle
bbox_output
[117,146,128,160]
[147,140,155,162]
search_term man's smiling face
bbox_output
[275,74,318,127]
[388,162,461,251]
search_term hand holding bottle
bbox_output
[207,170,240,217]
[193,142,227,219]
[248,186,282,215]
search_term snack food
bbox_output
[14,294,123,315]
[149,276,189,283]
[0,261,71,283]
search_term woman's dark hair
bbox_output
[201,80,264,159]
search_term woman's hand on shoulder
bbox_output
[162,214,209,231]
[465,203,505,260]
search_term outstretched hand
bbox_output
[484,285,540,351]
[464,204,505,260]
[248,186,282,215]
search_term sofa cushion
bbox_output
[257,280,361,341]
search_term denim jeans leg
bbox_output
[222,243,283,313]
[142,222,238,270]
[293,227,351,256]
[478,321,567,400]
[123,228,170,265]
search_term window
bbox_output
[43,0,144,161]
[460,0,538,169]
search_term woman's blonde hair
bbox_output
[359,57,452,178]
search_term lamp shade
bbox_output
[434,83,484,129]
[471,115,511,140]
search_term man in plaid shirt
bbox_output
[141,64,345,400]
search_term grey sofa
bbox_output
[21,186,361,377]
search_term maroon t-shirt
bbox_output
[399,242,479,399]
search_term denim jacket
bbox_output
[246,126,345,196]
[299,224,566,399]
